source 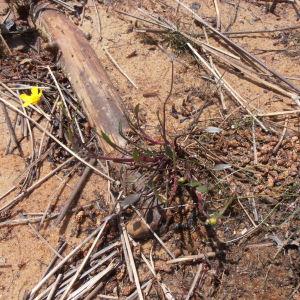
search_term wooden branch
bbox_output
[32,3,128,154]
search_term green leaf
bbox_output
[165,145,175,160]
[188,180,200,188]
[132,149,141,162]
[101,131,118,149]
[144,150,154,157]
[187,180,208,194]
[196,185,208,194]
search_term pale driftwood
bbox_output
[33,3,128,154]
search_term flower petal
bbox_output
[19,94,31,101]
[19,87,43,107]
[22,100,32,107]
[31,86,39,96]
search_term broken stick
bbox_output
[32,3,128,154]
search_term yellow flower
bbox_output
[206,216,218,226]
[19,87,43,107]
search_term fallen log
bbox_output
[31,2,128,154]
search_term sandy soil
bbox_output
[1,0,300,299]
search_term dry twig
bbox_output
[185,264,204,300]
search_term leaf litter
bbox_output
[0,0,300,299]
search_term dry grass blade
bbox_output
[193,39,296,99]
[139,250,175,299]
[39,168,75,229]
[1,103,24,157]
[237,199,257,227]
[167,252,216,264]
[41,241,67,280]
[37,249,118,300]
[254,109,300,117]
[23,215,65,260]
[173,0,300,94]
[202,28,226,111]
[92,0,102,38]
[0,213,58,227]
[0,96,113,181]
[55,158,96,226]
[91,241,120,260]
[288,280,300,299]
[37,96,59,158]
[68,262,116,299]
[120,227,134,282]
[185,264,203,300]
[104,48,138,89]
[0,185,18,202]
[126,280,152,300]
[51,0,76,11]
[46,66,72,119]
[272,119,288,155]
[213,0,221,30]
[29,216,114,298]
[0,156,75,212]
[122,223,144,300]
[46,274,62,300]
[252,120,258,165]
[187,43,267,131]
[132,207,175,258]
[60,219,109,300]
[225,201,283,244]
